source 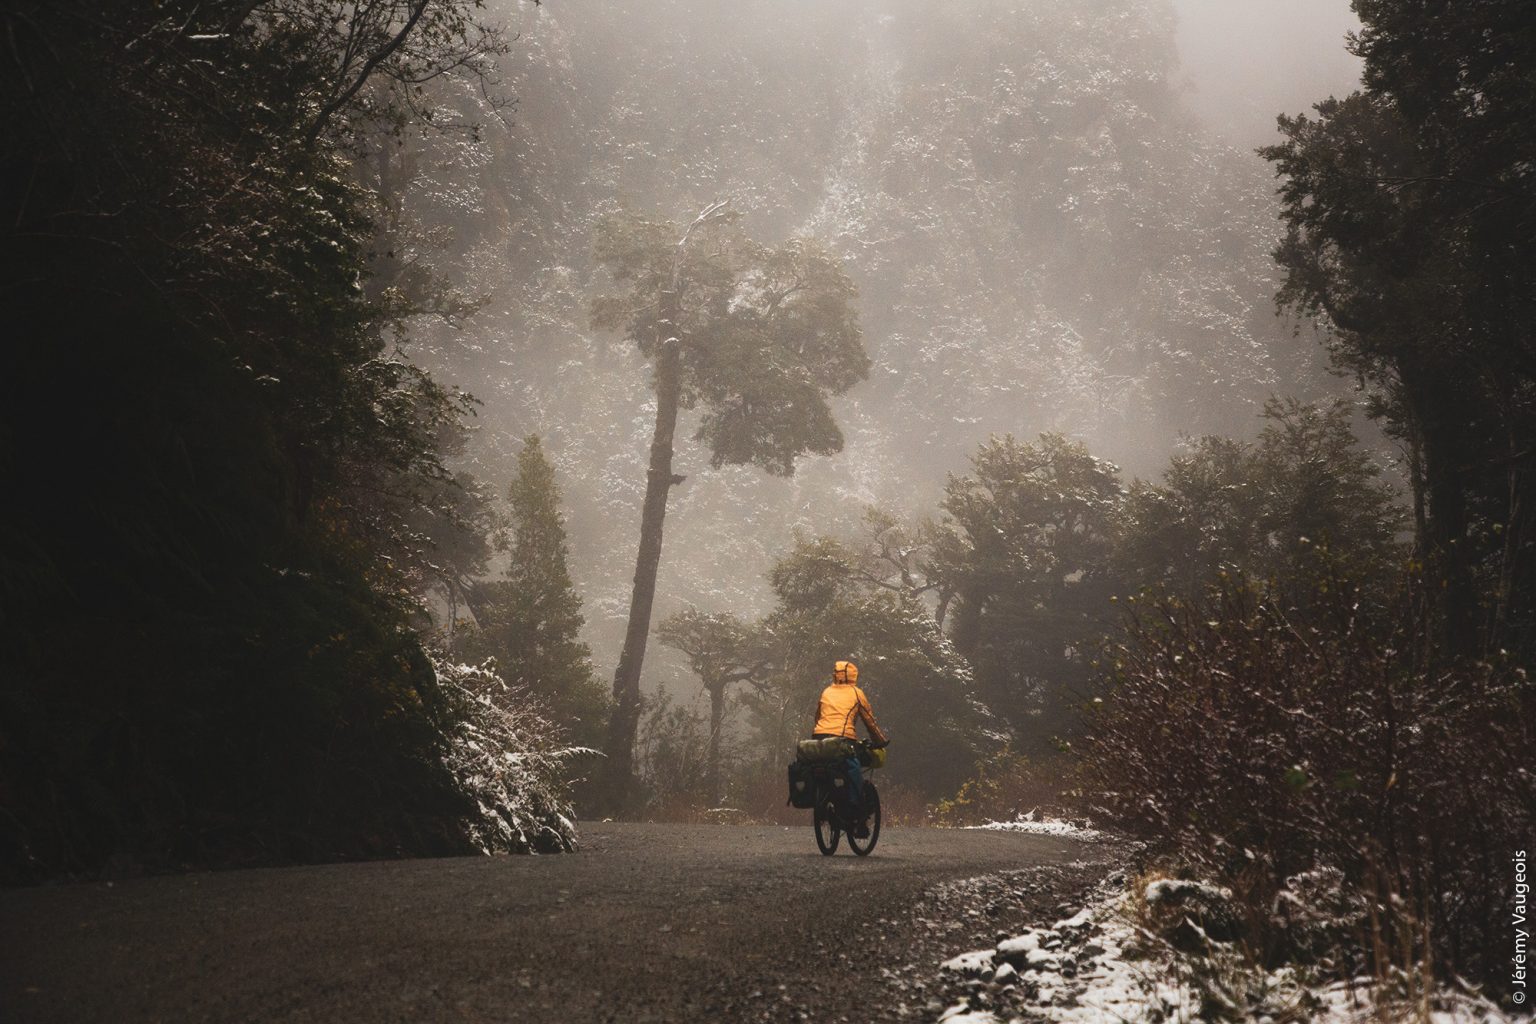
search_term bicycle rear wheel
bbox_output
[847,782,881,856]
[814,797,841,855]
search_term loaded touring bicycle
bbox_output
[787,735,885,855]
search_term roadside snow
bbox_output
[1309,977,1520,1024]
[939,1006,1002,1024]
[941,950,997,977]
[939,1009,1002,1024]
[1144,877,1231,905]
[967,811,1104,842]
[935,883,1524,1023]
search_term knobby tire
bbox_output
[814,797,841,855]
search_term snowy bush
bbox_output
[433,656,597,854]
[1087,572,1536,993]
[938,878,1520,1024]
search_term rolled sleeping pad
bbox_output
[796,736,855,762]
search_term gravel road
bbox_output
[1,823,1113,1023]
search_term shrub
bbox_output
[1087,572,1536,990]
[434,657,595,854]
[635,687,715,812]
[929,748,1083,827]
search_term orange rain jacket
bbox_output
[814,681,889,743]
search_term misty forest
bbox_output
[3,1,1534,1021]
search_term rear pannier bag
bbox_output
[796,736,855,763]
[787,761,816,808]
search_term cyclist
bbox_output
[812,659,888,837]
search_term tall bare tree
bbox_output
[589,203,868,808]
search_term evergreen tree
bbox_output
[465,437,607,749]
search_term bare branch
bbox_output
[303,0,429,148]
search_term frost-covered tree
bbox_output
[931,434,1126,750]
[1117,399,1406,597]
[433,657,586,855]
[463,436,608,749]
[589,206,868,807]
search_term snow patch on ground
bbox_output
[938,1007,1002,1023]
[941,950,997,977]
[1307,976,1520,1024]
[1144,877,1231,906]
[967,811,1105,843]
[934,882,1524,1023]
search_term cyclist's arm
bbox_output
[855,687,889,745]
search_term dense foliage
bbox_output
[1089,575,1534,990]
[0,0,582,879]
[1116,397,1405,595]
[932,434,1125,749]
[910,400,1402,760]
[1263,0,1536,660]
[1080,0,1536,996]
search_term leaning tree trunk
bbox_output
[602,329,683,810]
[599,202,731,812]
[706,679,726,805]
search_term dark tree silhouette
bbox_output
[1264,0,1536,659]
[462,437,608,748]
[656,609,771,802]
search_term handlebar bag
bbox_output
[857,744,890,768]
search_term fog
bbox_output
[14,1,1528,964]
[395,0,1378,683]
[1172,0,1362,146]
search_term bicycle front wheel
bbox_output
[847,782,881,856]
[814,797,841,855]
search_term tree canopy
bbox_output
[931,434,1125,749]
[1117,398,1406,596]
[1263,1,1536,658]
[591,210,869,475]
